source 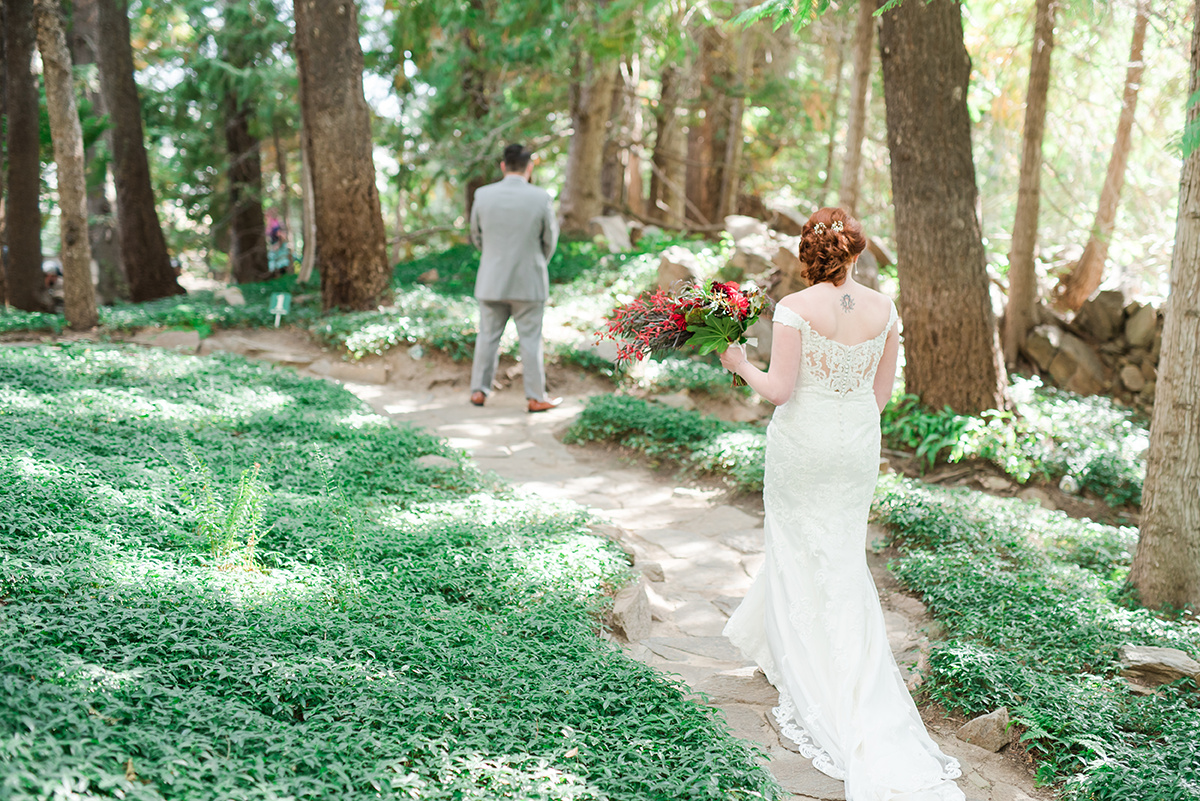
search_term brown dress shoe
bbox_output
[527,397,562,413]
[470,391,486,406]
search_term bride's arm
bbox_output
[874,324,901,413]
[718,323,802,406]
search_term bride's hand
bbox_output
[719,343,748,373]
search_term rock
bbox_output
[216,286,246,306]
[1018,486,1055,510]
[1075,289,1125,342]
[724,214,769,245]
[1140,361,1157,382]
[135,329,202,352]
[657,245,703,290]
[644,636,744,663]
[310,358,388,385]
[611,579,652,642]
[744,315,773,363]
[764,200,807,236]
[1141,379,1156,402]
[1047,350,1078,387]
[416,268,439,284]
[727,245,775,278]
[639,561,665,582]
[979,475,1014,493]
[415,454,458,470]
[1022,325,1060,371]
[696,666,779,705]
[653,391,696,411]
[588,215,633,252]
[719,528,765,554]
[1056,332,1108,395]
[1124,303,1158,348]
[888,593,928,618]
[1120,364,1146,392]
[956,707,1011,752]
[1119,644,1200,687]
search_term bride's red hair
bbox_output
[798,207,867,285]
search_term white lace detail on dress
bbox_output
[773,301,897,396]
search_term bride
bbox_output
[718,207,966,800]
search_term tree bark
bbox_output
[35,0,99,329]
[1003,0,1057,368]
[878,0,1005,414]
[225,91,270,284]
[68,0,125,305]
[601,56,643,216]
[297,119,316,284]
[819,21,847,206]
[649,64,689,228]
[561,56,618,234]
[0,0,8,307]
[686,24,727,226]
[1129,0,1200,613]
[461,0,492,223]
[95,0,183,302]
[1053,0,1148,311]
[5,0,50,312]
[272,122,290,235]
[293,0,389,310]
[837,0,875,217]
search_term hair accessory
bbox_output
[812,222,827,234]
[831,220,844,232]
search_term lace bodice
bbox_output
[773,301,897,396]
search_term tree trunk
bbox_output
[0,0,8,307]
[225,90,271,284]
[68,0,125,305]
[35,0,99,329]
[718,21,753,222]
[1003,0,1057,367]
[624,56,645,219]
[293,0,389,311]
[5,0,50,312]
[687,24,726,226]
[1129,0,1200,613]
[460,0,492,223]
[561,56,618,235]
[878,0,1005,414]
[649,64,689,228]
[95,0,183,302]
[820,21,848,206]
[1053,0,1148,312]
[272,122,290,234]
[297,120,316,284]
[837,0,875,217]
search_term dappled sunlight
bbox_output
[382,752,601,800]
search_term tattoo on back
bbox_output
[840,293,855,313]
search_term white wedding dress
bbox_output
[723,302,965,801]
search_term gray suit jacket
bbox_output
[470,175,559,301]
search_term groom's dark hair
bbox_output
[503,144,532,172]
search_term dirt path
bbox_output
[156,329,1052,800]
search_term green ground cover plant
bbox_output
[564,395,765,492]
[0,344,775,800]
[873,478,1200,800]
[882,376,1147,507]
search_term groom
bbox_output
[468,144,561,412]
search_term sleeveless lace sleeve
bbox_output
[773,304,805,330]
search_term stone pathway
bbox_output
[157,330,1053,800]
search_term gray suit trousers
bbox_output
[470,300,546,400]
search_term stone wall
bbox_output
[1021,289,1162,406]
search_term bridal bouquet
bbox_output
[600,280,772,366]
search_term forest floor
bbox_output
[91,324,1055,801]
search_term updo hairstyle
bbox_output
[797,207,866,285]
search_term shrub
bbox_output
[565,395,765,491]
[873,477,1200,796]
[0,344,777,800]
